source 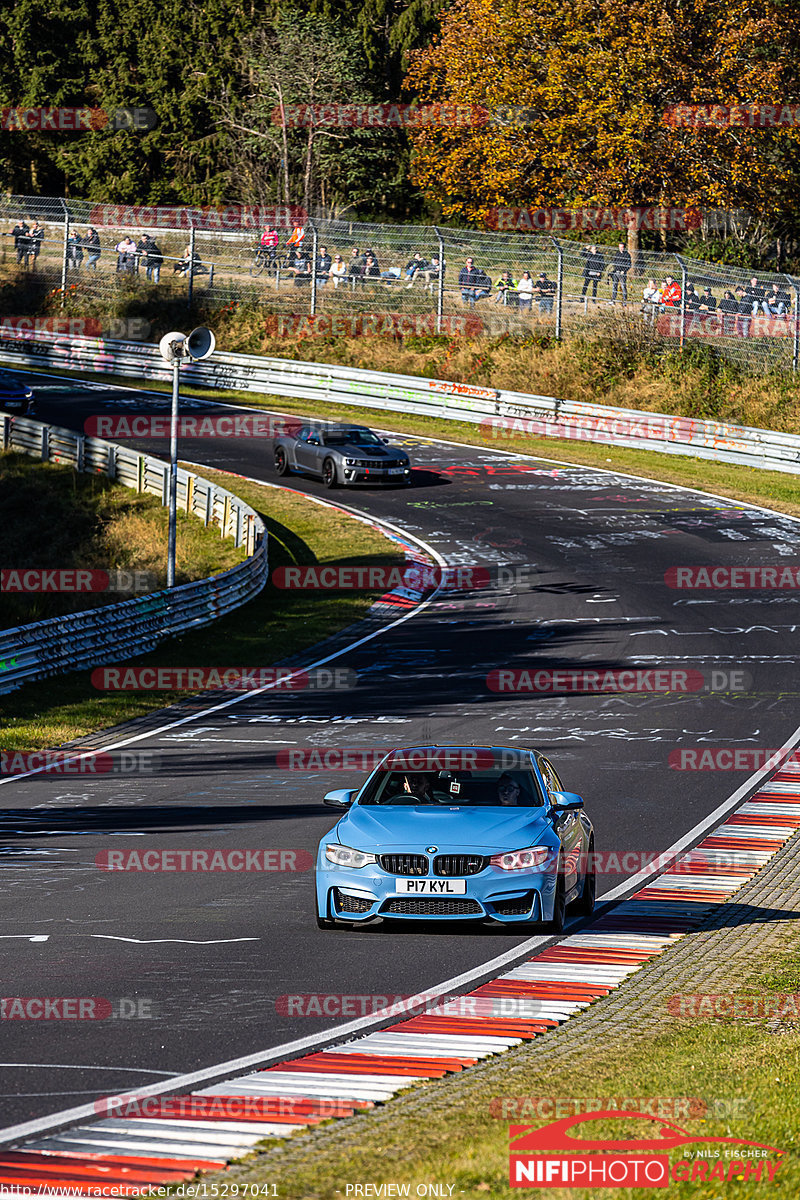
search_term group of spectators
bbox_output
[642,274,792,333]
[258,226,444,290]
[4,220,46,267]
[457,259,557,311]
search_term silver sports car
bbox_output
[273,423,411,488]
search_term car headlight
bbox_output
[325,843,377,868]
[489,845,553,871]
[345,458,361,466]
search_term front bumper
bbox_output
[316,860,557,923]
[341,465,411,486]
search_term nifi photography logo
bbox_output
[508,1113,785,1188]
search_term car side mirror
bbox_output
[382,437,389,443]
[549,791,584,813]
[324,789,355,808]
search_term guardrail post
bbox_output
[60,200,70,310]
[310,222,318,316]
[107,444,116,479]
[76,434,85,472]
[434,227,445,334]
[2,415,9,451]
[187,222,196,311]
[41,425,49,461]
[676,255,687,352]
[205,483,214,527]
[551,237,564,341]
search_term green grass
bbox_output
[0,466,404,750]
[0,451,244,627]
[197,935,800,1199]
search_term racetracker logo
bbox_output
[90,667,356,691]
[275,993,527,1017]
[0,107,156,131]
[95,849,312,871]
[94,1094,358,1118]
[0,997,153,1019]
[487,668,705,693]
[493,1097,751,1120]
[669,748,794,770]
[663,103,800,128]
[266,314,484,338]
[271,564,491,591]
[668,993,800,1019]
[1,750,158,776]
[1,569,154,593]
[270,103,539,128]
[89,203,307,231]
[486,207,701,232]
[278,747,547,772]
[665,565,800,588]
[83,414,300,439]
[0,316,151,341]
[656,312,794,341]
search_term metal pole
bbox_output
[782,275,798,375]
[551,237,563,340]
[167,357,180,588]
[677,255,687,351]
[434,227,444,334]
[60,200,70,310]
[310,222,318,316]
[187,223,196,311]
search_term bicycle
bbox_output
[250,245,284,277]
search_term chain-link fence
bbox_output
[0,194,797,374]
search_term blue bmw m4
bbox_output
[315,746,595,932]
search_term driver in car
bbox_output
[497,773,521,805]
[402,774,435,802]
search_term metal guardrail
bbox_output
[0,413,268,694]
[0,330,799,475]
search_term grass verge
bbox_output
[0,467,404,751]
[200,933,800,1199]
[0,451,244,627]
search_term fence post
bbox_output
[551,237,564,341]
[784,275,798,375]
[310,222,319,316]
[60,200,70,310]
[187,222,196,311]
[434,227,445,334]
[676,255,687,352]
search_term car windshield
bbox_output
[323,429,382,447]
[357,754,546,807]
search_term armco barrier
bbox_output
[0,413,268,695]
[0,330,798,475]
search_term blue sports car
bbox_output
[0,370,34,415]
[315,746,595,931]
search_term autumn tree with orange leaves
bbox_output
[405,0,800,245]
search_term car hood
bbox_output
[331,442,404,459]
[334,804,552,853]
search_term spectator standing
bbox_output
[329,255,347,287]
[735,286,752,337]
[67,231,84,270]
[459,257,479,305]
[609,242,632,303]
[661,275,682,308]
[581,244,605,302]
[116,236,136,273]
[287,224,305,251]
[641,278,661,321]
[533,271,556,313]
[744,277,765,315]
[28,221,44,269]
[348,247,365,283]
[718,289,739,335]
[495,269,517,306]
[141,235,163,283]
[316,245,332,286]
[516,271,535,310]
[84,227,101,270]
[9,220,29,265]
